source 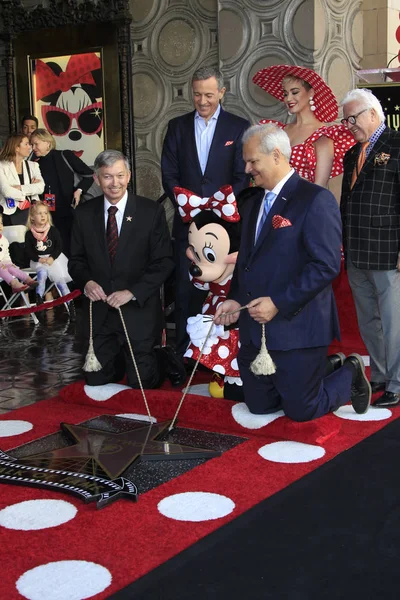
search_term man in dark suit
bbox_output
[161,65,251,356]
[69,149,184,389]
[340,88,400,407]
[215,124,371,421]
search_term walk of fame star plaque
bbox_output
[0,419,224,508]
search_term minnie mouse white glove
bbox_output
[186,314,224,351]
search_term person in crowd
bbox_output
[214,124,371,421]
[25,201,74,318]
[253,64,355,187]
[161,65,251,357]
[0,209,38,292]
[340,88,400,408]
[21,115,39,140]
[0,134,44,225]
[21,115,39,160]
[69,149,185,389]
[30,128,94,256]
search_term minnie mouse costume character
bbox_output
[174,184,244,400]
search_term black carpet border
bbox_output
[109,417,400,600]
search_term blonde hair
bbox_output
[0,134,29,162]
[30,128,56,151]
[27,201,53,227]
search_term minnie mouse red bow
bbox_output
[174,185,240,223]
[35,54,101,101]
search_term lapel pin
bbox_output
[126,216,132,222]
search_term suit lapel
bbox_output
[187,111,203,177]
[353,128,390,188]
[115,194,137,259]
[204,107,226,176]
[94,197,108,263]
[250,173,299,258]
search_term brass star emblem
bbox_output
[25,421,220,480]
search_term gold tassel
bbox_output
[83,300,102,372]
[250,323,276,376]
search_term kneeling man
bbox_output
[69,149,185,388]
[215,124,371,421]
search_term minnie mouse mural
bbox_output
[174,185,245,401]
[33,52,103,166]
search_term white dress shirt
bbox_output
[103,191,128,234]
[194,103,221,175]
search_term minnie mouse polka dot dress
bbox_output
[184,276,240,379]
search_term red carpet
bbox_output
[0,378,398,600]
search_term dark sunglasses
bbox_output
[41,102,103,136]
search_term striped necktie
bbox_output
[255,191,276,242]
[107,206,119,261]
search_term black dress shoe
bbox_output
[344,353,371,414]
[370,381,386,394]
[158,346,187,387]
[325,352,346,377]
[373,391,400,408]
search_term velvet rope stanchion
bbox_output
[0,289,81,318]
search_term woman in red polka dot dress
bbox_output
[253,64,355,187]
[253,65,363,353]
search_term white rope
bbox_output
[118,307,153,421]
[83,300,102,372]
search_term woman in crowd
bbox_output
[30,129,94,256]
[253,64,355,187]
[0,134,44,225]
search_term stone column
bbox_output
[362,0,400,69]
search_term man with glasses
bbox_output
[340,88,400,407]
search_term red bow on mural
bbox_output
[174,185,240,223]
[35,53,101,100]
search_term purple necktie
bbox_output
[107,206,118,261]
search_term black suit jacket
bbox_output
[341,127,400,270]
[68,193,174,339]
[161,107,251,239]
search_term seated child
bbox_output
[0,210,38,293]
[25,202,74,316]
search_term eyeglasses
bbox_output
[41,102,103,136]
[341,108,369,126]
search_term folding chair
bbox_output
[0,225,39,325]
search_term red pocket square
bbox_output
[272,215,292,229]
[225,140,234,146]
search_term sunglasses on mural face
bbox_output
[41,102,103,136]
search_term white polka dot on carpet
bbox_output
[0,420,33,437]
[334,406,392,421]
[183,383,211,397]
[231,403,284,429]
[16,560,112,600]
[258,441,325,463]
[84,383,131,401]
[0,500,77,531]
[158,492,235,522]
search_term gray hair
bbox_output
[192,65,224,91]
[242,124,292,161]
[341,88,385,123]
[94,149,131,175]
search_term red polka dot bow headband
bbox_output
[174,185,240,223]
